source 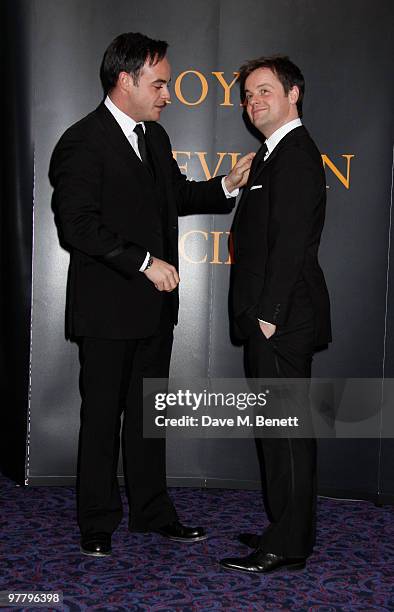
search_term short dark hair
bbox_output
[100,32,168,94]
[238,55,305,117]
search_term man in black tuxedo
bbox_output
[220,56,331,574]
[49,32,253,557]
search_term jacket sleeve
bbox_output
[157,127,235,216]
[257,146,324,325]
[49,130,147,279]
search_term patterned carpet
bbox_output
[1,474,393,611]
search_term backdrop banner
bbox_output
[24,0,394,500]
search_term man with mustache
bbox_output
[49,32,253,557]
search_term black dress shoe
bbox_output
[220,548,306,574]
[80,533,111,557]
[154,520,207,542]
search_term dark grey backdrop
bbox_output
[6,0,393,500]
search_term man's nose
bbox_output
[161,86,171,101]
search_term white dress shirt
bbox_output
[105,95,145,159]
[264,118,302,160]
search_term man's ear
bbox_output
[118,71,133,92]
[288,85,299,106]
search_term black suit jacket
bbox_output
[49,103,233,339]
[231,125,331,347]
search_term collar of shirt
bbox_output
[264,118,302,159]
[104,95,145,139]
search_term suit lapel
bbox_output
[248,125,307,187]
[144,124,165,180]
[145,123,178,218]
[250,125,307,184]
[233,125,307,231]
[234,142,268,223]
[94,103,151,175]
[246,142,266,187]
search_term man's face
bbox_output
[122,56,171,122]
[244,67,299,137]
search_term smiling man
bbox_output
[221,56,331,574]
[49,32,253,557]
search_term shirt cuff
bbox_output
[221,176,239,198]
[139,251,151,272]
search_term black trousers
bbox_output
[245,288,317,558]
[77,310,177,536]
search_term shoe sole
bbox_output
[156,534,209,543]
[221,562,306,574]
[80,547,111,557]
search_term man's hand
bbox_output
[224,152,256,191]
[143,256,180,292]
[259,320,277,339]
